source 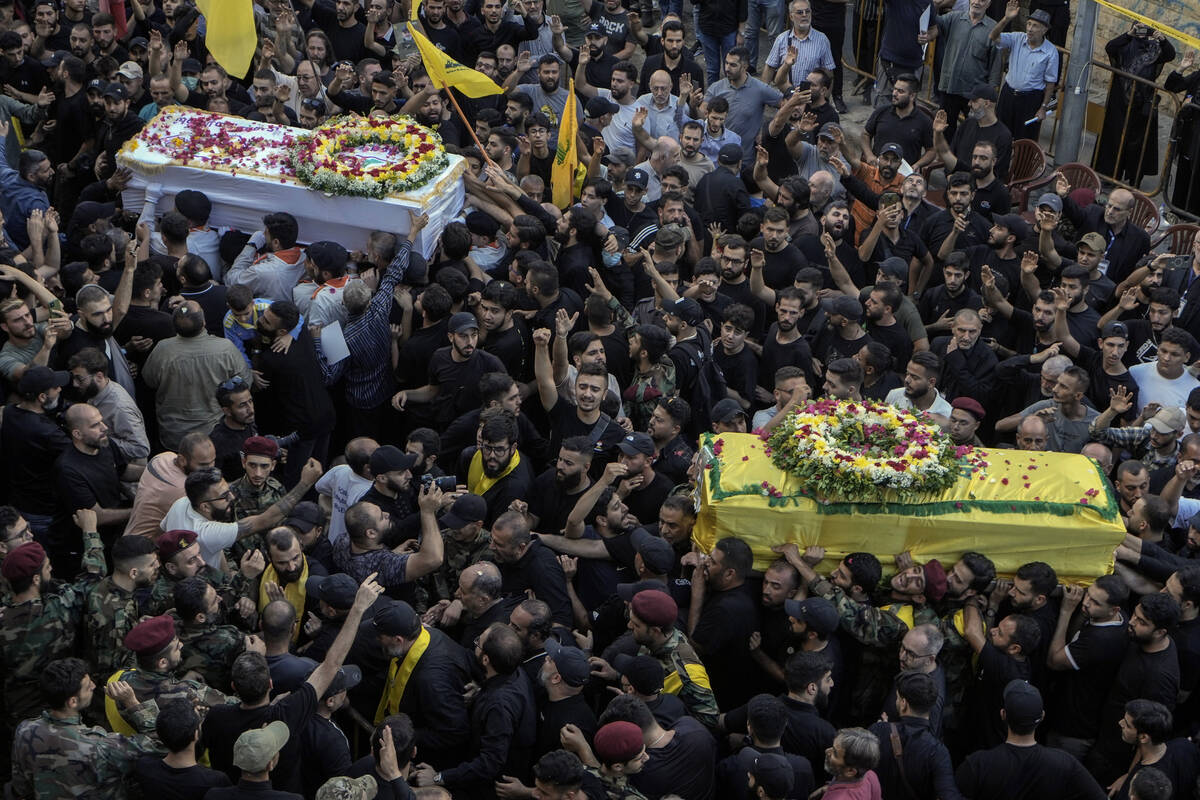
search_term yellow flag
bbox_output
[406,22,502,98]
[552,79,578,209]
[410,0,422,21]
[195,0,256,78]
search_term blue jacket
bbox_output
[0,135,50,249]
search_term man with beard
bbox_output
[577,57,638,155]
[308,0,367,63]
[880,623,948,734]
[0,118,52,249]
[1,366,72,536]
[173,575,255,701]
[697,47,782,170]
[84,533,160,680]
[394,312,505,429]
[411,624,537,796]
[744,559,802,693]
[148,528,259,622]
[255,528,329,630]
[113,614,233,724]
[865,281,915,371]
[886,351,953,418]
[836,136,905,240]
[459,0,542,67]
[862,74,933,169]
[534,330,625,461]
[415,0,461,58]
[648,397,694,486]
[67,346,149,462]
[1090,593,1181,783]
[336,487,446,597]
[329,64,401,115]
[474,281,527,376]
[1043,577,1130,761]
[959,141,1010,217]
[858,192,933,294]
[677,120,715,187]
[512,55,575,141]
[758,285,818,398]
[67,22,94,66]
[464,412,534,527]
[90,14,126,63]
[638,19,703,95]
[48,404,140,572]
[797,201,868,290]
[917,253,984,334]
[490,510,573,627]
[1042,223,1115,309]
[928,173,992,270]
[228,212,307,303]
[162,461,324,569]
[211,376,259,480]
[358,445,418,542]
[750,207,809,291]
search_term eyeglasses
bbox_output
[4,524,33,545]
[900,645,934,660]
[201,489,234,504]
[301,98,326,111]
[219,376,247,392]
[480,443,511,455]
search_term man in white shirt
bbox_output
[314,438,379,545]
[1130,328,1200,413]
[886,350,953,423]
[161,461,323,568]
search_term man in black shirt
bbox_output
[490,510,573,627]
[956,680,1105,800]
[689,537,759,710]
[394,311,505,429]
[924,173,992,271]
[1,366,72,536]
[868,671,958,800]
[465,411,535,528]
[1044,577,1129,761]
[211,377,258,481]
[612,432,674,526]
[134,699,233,800]
[535,640,599,758]
[694,144,754,233]
[1054,176,1150,284]
[862,74,933,166]
[200,575,380,793]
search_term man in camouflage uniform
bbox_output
[574,721,650,800]
[148,529,261,627]
[422,493,493,607]
[593,589,719,729]
[85,535,160,683]
[776,544,944,723]
[174,575,257,692]
[105,615,237,734]
[934,551,997,738]
[229,436,288,562]
[0,513,105,726]
[11,657,163,800]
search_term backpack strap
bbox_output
[889,722,918,800]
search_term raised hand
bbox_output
[1108,385,1134,415]
[933,109,948,134]
[1054,171,1071,197]
[1021,250,1039,274]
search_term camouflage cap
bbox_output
[316,775,378,800]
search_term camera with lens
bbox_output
[421,474,458,491]
[266,431,302,450]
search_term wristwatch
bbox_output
[434,772,443,786]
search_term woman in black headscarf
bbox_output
[1094,22,1175,187]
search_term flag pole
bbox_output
[440,79,500,171]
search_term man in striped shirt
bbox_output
[315,211,428,441]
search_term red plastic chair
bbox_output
[1008,139,1048,210]
[1152,223,1200,254]
[1129,190,1160,237]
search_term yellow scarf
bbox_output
[467,448,520,496]
[105,669,136,734]
[375,626,431,723]
[258,557,310,642]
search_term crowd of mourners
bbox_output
[4,0,1200,796]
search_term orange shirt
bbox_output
[850,162,905,245]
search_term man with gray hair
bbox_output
[821,727,881,799]
[632,137,682,204]
[143,301,251,451]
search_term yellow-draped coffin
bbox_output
[692,433,1125,583]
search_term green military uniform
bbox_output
[11,702,163,799]
[84,579,144,680]
[227,476,286,563]
[109,668,233,715]
[148,566,255,619]
[178,621,246,692]
[0,531,105,726]
[810,577,938,725]
[425,529,495,603]
[937,603,982,734]
[585,767,649,800]
[639,628,720,729]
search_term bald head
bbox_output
[1016,414,1048,451]
[173,300,206,337]
[64,402,100,432]
[261,599,297,642]
[346,437,380,477]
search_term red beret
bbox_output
[951,397,986,421]
[631,590,678,629]
[1,542,46,581]
[594,721,645,764]
[923,559,948,603]
[123,614,176,655]
[156,529,198,561]
[242,436,280,459]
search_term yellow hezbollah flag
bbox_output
[406,22,502,98]
[552,79,579,209]
[410,0,422,21]
[194,0,256,78]
[693,433,1125,584]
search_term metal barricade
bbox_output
[1081,59,1181,200]
[846,0,884,93]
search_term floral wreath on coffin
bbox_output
[291,113,449,199]
[764,398,980,503]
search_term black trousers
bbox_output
[997,84,1046,142]
[942,92,970,144]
